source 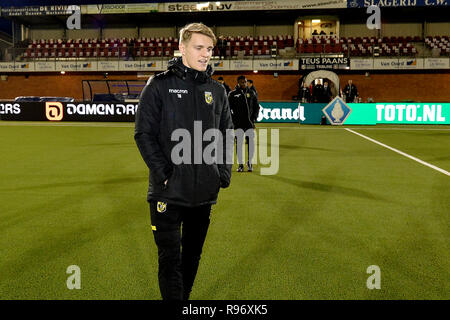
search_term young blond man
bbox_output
[135,23,234,300]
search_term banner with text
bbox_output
[164,0,346,12]
[347,0,449,8]
[300,57,349,70]
[297,102,450,125]
[84,3,158,14]
[0,101,137,122]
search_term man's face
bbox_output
[348,80,352,85]
[179,33,214,72]
[238,78,247,89]
[248,82,253,88]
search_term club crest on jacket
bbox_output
[157,201,167,213]
[205,92,213,104]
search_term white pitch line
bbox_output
[345,128,450,177]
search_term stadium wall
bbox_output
[140,27,177,38]
[426,22,450,36]
[381,23,422,37]
[67,28,101,40]
[1,72,449,103]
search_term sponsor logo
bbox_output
[284,61,293,67]
[169,89,188,94]
[214,61,223,67]
[66,103,137,115]
[349,0,359,7]
[376,104,446,123]
[322,97,352,125]
[167,3,233,12]
[257,105,300,122]
[0,103,21,114]
[205,91,213,104]
[157,201,167,213]
[46,102,64,121]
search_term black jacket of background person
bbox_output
[135,57,234,207]
[298,86,311,102]
[221,82,231,95]
[228,85,259,130]
[249,85,258,99]
[343,83,358,102]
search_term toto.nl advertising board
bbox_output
[298,102,450,125]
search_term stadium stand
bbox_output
[296,35,420,56]
[425,36,450,56]
[18,34,435,60]
[20,35,298,60]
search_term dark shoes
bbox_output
[237,163,253,172]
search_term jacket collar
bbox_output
[234,84,248,94]
[168,57,213,83]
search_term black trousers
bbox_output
[149,200,211,300]
[235,128,255,165]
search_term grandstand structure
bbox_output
[0,1,449,103]
[1,2,449,62]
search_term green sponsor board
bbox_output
[346,103,449,125]
[299,103,327,124]
[258,102,450,124]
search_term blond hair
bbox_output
[179,23,217,46]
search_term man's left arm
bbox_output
[218,89,234,189]
[250,93,260,124]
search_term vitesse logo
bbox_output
[157,201,167,213]
[205,92,213,104]
[246,93,250,98]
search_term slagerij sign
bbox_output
[347,0,448,7]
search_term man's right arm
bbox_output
[134,78,172,185]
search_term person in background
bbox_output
[298,82,311,103]
[217,76,231,95]
[343,79,358,103]
[312,80,323,103]
[247,79,258,99]
[322,80,332,103]
[228,75,259,173]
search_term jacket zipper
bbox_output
[193,77,198,204]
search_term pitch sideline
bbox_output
[345,128,450,177]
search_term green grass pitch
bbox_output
[0,122,449,300]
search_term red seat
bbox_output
[120,47,127,57]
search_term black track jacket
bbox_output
[228,85,259,130]
[135,57,234,207]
